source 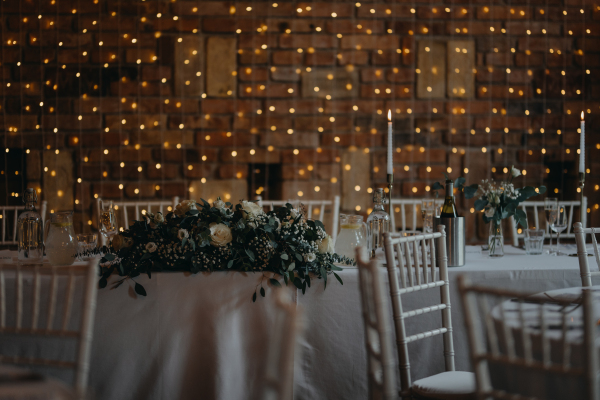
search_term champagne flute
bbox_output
[544,198,558,255]
[551,206,568,255]
[421,200,435,234]
[99,200,118,244]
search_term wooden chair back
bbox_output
[96,197,179,246]
[510,198,587,246]
[389,198,443,233]
[256,196,340,243]
[262,288,302,400]
[355,246,398,400]
[382,226,455,398]
[0,259,98,397]
[574,221,600,287]
[458,275,599,400]
[0,201,47,246]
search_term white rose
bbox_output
[241,200,263,220]
[290,209,299,219]
[511,166,521,178]
[318,234,335,254]
[178,229,189,240]
[154,212,164,224]
[209,223,232,247]
[484,207,495,218]
[304,253,316,263]
[213,198,226,209]
[146,242,158,253]
[272,216,281,232]
[174,200,197,216]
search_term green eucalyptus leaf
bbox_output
[333,272,343,285]
[99,278,107,289]
[260,287,265,297]
[474,198,488,211]
[269,278,281,287]
[431,182,444,191]
[134,282,147,296]
[464,184,479,199]
[281,253,289,260]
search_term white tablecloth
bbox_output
[79,245,597,400]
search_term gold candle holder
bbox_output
[387,173,393,216]
[579,171,585,223]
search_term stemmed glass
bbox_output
[544,198,558,255]
[551,206,568,255]
[421,200,435,233]
[99,200,118,244]
[77,233,98,261]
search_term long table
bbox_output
[87,246,592,400]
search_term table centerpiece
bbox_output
[469,166,546,257]
[87,198,353,300]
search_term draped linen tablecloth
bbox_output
[86,245,593,400]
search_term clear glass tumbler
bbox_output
[524,228,544,255]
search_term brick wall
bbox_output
[1,0,598,240]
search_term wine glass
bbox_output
[421,200,435,233]
[544,198,558,255]
[77,233,98,261]
[99,200,118,243]
[551,206,568,255]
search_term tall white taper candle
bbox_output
[387,110,393,175]
[580,111,585,173]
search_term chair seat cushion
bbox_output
[411,371,476,400]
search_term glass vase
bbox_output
[488,220,504,258]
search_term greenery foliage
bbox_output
[87,199,352,300]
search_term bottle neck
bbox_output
[445,183,454,199]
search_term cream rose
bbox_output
[213,198,226,209]
[318,234,335,254]
[154,212,164,224]
[178,229,189,240]
[241,200,263,220]
[174,200,197,216]
[209,223,232,247]
[484,207,496,218]
[145,242,158,253]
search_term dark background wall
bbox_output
[0,0,598,240]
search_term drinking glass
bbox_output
[77,233,98,261]
[524,229,544,255]
[421,200,435,233]
[99,200,118,242]
[551,206,568,255]
[544,198,558,255]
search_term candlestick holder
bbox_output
[387,173,393,217]
[579,172,585,223]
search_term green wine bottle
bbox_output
[440,179,459,217]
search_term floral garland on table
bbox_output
[94,199,353,300]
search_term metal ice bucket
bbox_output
[434,217,465,267]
